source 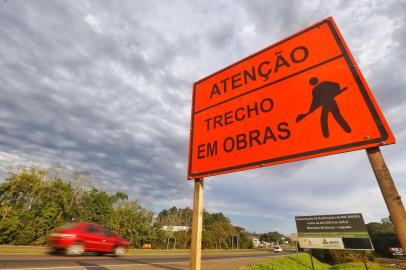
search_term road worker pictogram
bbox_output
[296,77,352,138]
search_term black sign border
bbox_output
[188,18,389,179]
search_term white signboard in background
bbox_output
[161,226,189,232]
[299,237,345,249]
[295,213,373,250]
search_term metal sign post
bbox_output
[189,178,204,270]
[366,147,406,252]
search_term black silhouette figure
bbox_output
[296,77,352,138]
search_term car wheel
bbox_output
[113,246,126,256]
[66,243,84,256]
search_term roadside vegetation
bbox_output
[233,254,394,270]
[0,166,255,249]
[0,165,401,260]
[367,218,402,258]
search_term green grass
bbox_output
[0,245,48,254]
[233,253,394,270]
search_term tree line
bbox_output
[0,167,255,248]
[0,166,399,256]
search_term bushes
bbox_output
[0,166,250,249]
[311,249,375,265]
[0,167,155,247]
[367,218,400,257]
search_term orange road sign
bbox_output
[187,17,395,179]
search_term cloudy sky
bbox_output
[0,0,405,234]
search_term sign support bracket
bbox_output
[362,251,369,270]
[189,178,204,270]
[366,147,406,252]
[309,249,315,270]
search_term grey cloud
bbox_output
[0,1,193,203]
[237,0,316,37]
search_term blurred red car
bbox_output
[48,223,129,256]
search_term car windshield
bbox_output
[86,225,101,234]
[102,228,114,236]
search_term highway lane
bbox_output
[377,258,406,269]
[0,253,290,270]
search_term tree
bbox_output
[1,166,258,250]
[367,217,400,257]
[260,231,284,243]
[202,221,237,249]
[0,168,73,245]
[155,207,193,249]
[111,200,156,248]
[0,166,156,247]
[203,211,230,226]
[155,207,247,249]
[238,230,253,249]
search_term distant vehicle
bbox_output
[273,246,283,253]
[388,247,404,257]
[47,223,129,256]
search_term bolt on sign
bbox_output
[188,17,395,179]
[295,213,373,250]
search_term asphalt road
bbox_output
[377,258,406,269]
[0,253,290,270]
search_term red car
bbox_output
[48,223,129,256]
